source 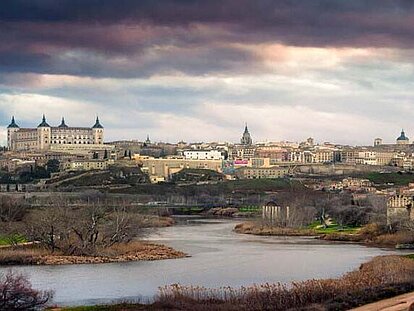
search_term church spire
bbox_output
[241,122,252,145]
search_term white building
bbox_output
[183,149,225,160]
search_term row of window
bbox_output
[53,141,92,144]
[53,136,90,139]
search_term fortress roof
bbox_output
[38,115,50,127]
[7,116,19,128]
[92,116,104,129]
[58,117,68,128]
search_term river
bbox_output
[0,218,406,306]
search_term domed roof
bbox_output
[397,129,409,141]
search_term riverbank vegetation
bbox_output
[54,255,414,310]
[0,234,27,246]
[234,188,414,248]
[0,241,185,265]
[235,221,414,247]
[0,196,185,266]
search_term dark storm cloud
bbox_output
[0,44,259,78]
[1,0,413,25]
[1,0,414,77]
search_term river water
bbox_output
[0,218,406,306]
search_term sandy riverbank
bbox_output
[0,242,187,266]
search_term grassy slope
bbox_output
[365,172,414,186]
[308,221,361,234]
[109,178,303,196]
[0,235,27,246]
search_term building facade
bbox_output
[138,157,223,183]
[7,115,104,152]
[235,166,289,179]
[183,149,226,160]
[387,194,414,224]
[62,159,109,171]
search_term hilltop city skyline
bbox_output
[3,114,414,148]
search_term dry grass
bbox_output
[141,216,175,228]
[56,255,414,310]
[234,222,316,236]
[237,222,414,248]
[373,231,414,246]
[0,246,50,265]
[322,229,414,247]
[0,242,186,266]
[98,241,186,259]
[154,256,414,311]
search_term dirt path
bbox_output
[351,292,414,311]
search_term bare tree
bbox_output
[68,204,106,255]
[24,204,71,253]
[0,196,28,223]
[0,197,30,247]
[24,202,143,256]
[101,206,144,247]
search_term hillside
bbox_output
[53,165,150,189]
[170,168,224,183]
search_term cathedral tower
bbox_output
[241,123,252,145]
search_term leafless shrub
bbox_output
[0,196,28,223]
[0,270,53,310]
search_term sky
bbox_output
[1,0,414,145]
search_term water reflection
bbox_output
[0,218,404,306]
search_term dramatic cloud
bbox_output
[1,0,414,144]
